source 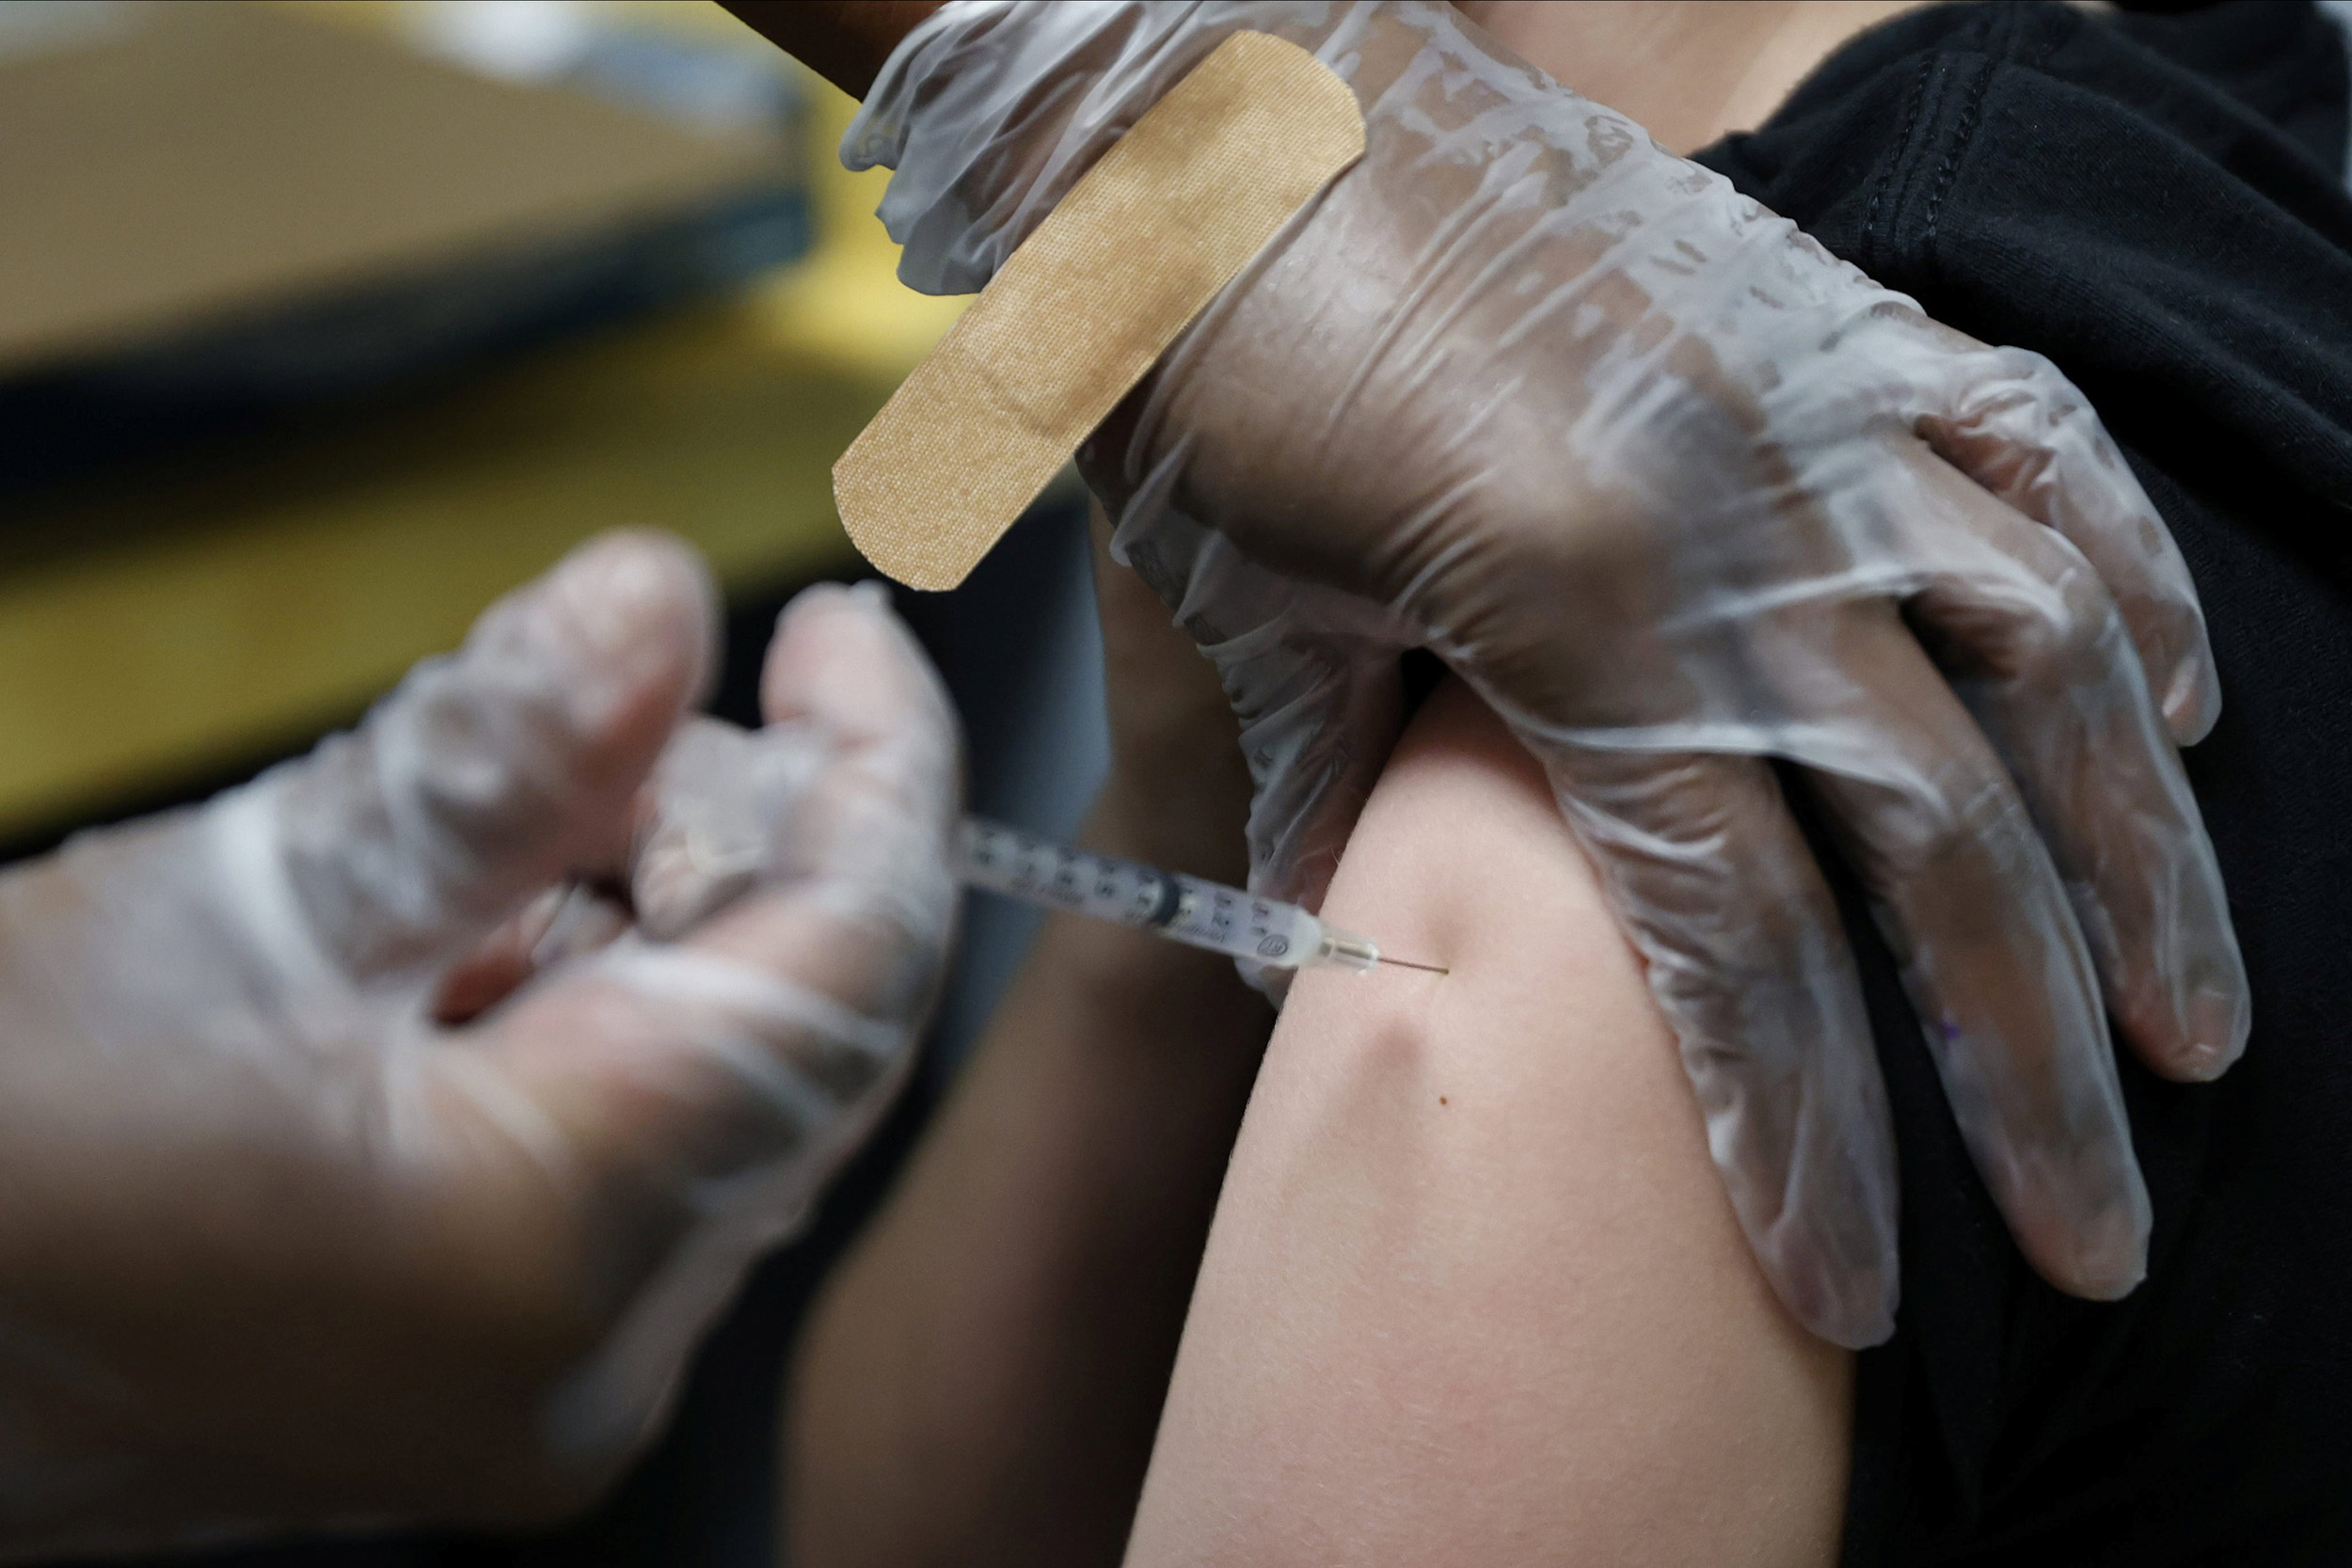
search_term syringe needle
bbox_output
[1376,955,1450,974]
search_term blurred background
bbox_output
[2,2,1110,1561]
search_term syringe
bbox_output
[954,816,1446,974]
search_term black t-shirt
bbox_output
[1692,4,2352,1562]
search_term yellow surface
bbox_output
[0,8,967,840]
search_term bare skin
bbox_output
[1121,681,1852,1566]
[1457,2,1922,156]
[719,2,945,98]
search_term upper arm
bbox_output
[1123,678,1851,1567]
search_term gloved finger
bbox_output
[1103,499,1405,923]
[1539,744,1899,1349]
[1213,611,1404,926]
[230,531,716,987]
[1802,613,2150,1302]
[628,717,822,942]
[474,580,958,1227]
[1084,499,1255,876]
[1911,334,2220,742]
[1899,443,2249,1082]
[432,884,629,1025]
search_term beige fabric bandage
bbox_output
[833,31,1366,591]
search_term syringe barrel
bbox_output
[956,817,1346,969]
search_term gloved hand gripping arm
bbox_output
[829,0,2247,1348]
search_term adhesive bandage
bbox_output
[833,31,1366,591]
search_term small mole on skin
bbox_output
[1438,1096,1449,1105]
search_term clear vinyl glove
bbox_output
[0,533,959,1556]
[847,0,2248,1346]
